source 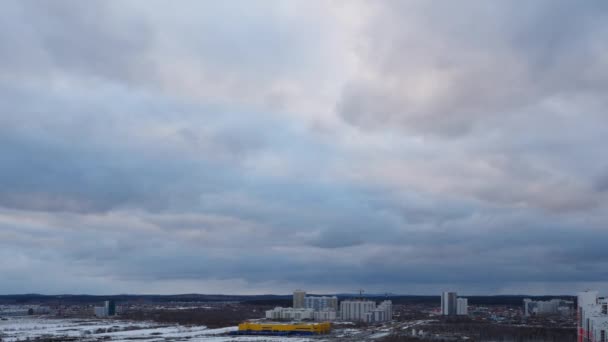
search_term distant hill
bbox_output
[0,294,290,304]
[0,293,576,306]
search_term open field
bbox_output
[0,317,317,342]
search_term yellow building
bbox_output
[234,321,331,336]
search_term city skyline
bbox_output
[2,0,608,295]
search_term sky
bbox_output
[1,0,608,296]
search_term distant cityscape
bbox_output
[0,289,597,341]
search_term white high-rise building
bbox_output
[441,292,458,316]
[340,300,392,322]
[442,292,468,316]
[371,300,393,322]
[340,300,375,321]
[577,290,608,342]
[457,298,468,315]
[293,290,306,309]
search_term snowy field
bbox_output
[0,317,318,341]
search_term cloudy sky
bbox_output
[1,0,608,295]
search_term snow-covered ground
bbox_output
[0,317,317,341]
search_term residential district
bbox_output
[1,290,605,341]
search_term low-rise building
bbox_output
[523,298,573,317]
[233,321,331,336]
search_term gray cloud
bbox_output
[0,0,607,295]
[337,0,608,136]
[0,1,153,85]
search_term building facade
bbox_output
[340,300,375,321]
[313,309,337,321]
[235,322,331,335]
[94,300,117,317]
[441,292,468,316]
[340,300,392,323]
[457,298,468,315]
[305,296,338,311]
[371,300,393,322]
[441,292,458,316]
[524,298,573,317]
[104,300,116,316]
[293,290,306,309]
[265,307,314,320]
[94,306,107,317]
[578,291,608,342]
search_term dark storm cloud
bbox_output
[1,0,607,295]
[0,77,298,213]
[4,204,608,292]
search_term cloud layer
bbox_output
[1,0,608,295]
